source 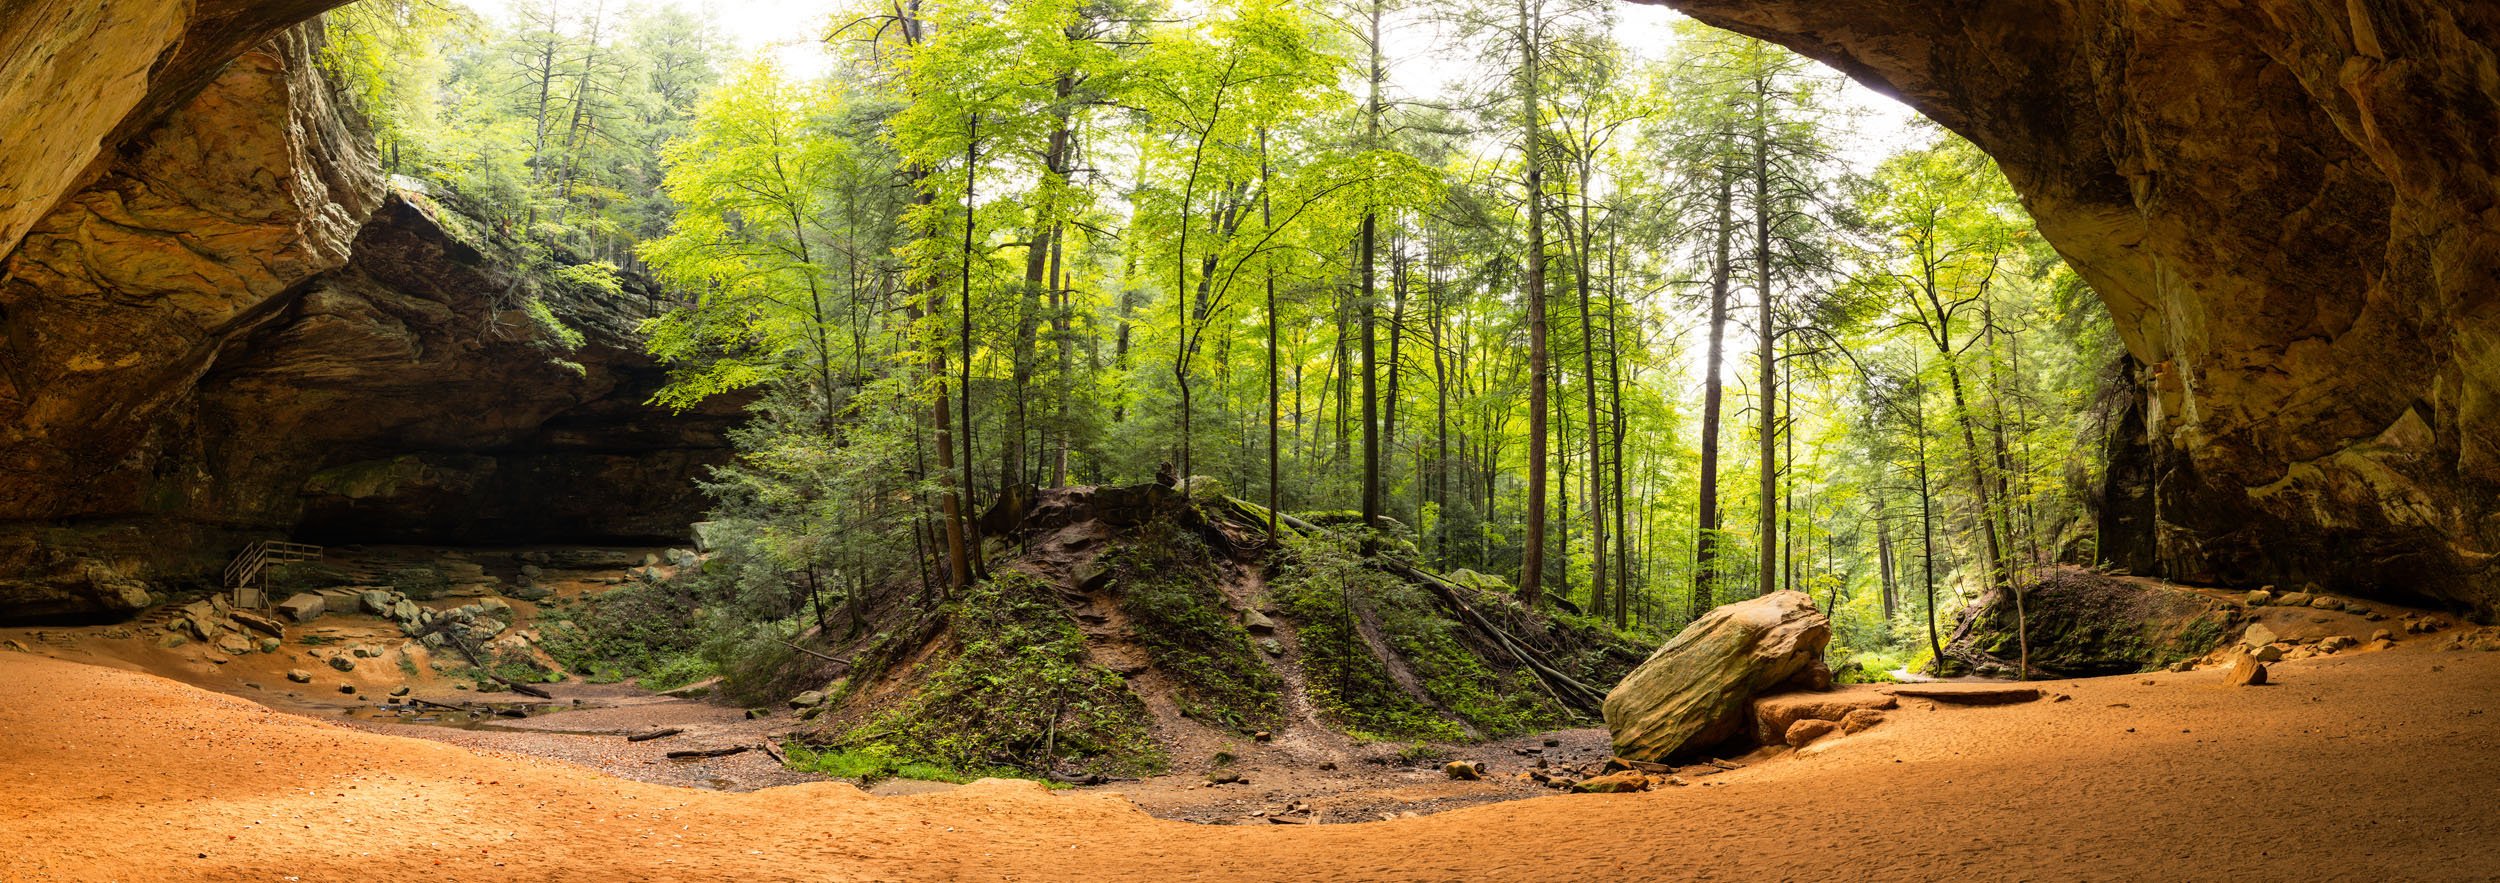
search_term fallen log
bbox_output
[1883,686,2042,705]
[759,741,788,765]
[626,728,683,742]
[665,745,753,759]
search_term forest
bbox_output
[324,0,2116,695]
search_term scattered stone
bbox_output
[666,549,702,569]
[745,707,771,720]
[789,691,827,709]
[1241,608,1277,634]
[2318,636,2359,653]
[337,684,357,694]
[286,669,313,683]
[1317,761,1337,771]
[2366,638,2398,652]
[1839,708,1886,735]
[327,655,356,672]
[351,644,384,658]
[2370,629,2394,643]
[2240,623,2280,649]
[1604,591,1830,762]
[1571,771,1651,794]
[2275,591,2314,608]
[1542,738,1561,747]
[2250,644,2286,663]
[1207,770,1245,785]
[215,634,254,656]
[1784,718,1840,747]
[1443,760,1486,781]
[275,593,326,623]
[510,584,555,603]
[2243,589,2274,606]
[2311,596,2344,611]
[2221,654,2268,687]
[158,634,187,649]
[1253,731,1273,743]
[389,686,409,697]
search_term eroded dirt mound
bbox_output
[778,483,1636,785]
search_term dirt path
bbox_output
[7,641,2500,880]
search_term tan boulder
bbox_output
[2221,654,2268,687]
[1603,591,1830,762]
[1750,690,1897,745]
[1570,771,1651,794]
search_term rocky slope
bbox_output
[0,22,736,621]
[1648,0,2500,613]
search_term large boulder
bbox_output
[1602,591,1830,762]
[1944,566,2239,678]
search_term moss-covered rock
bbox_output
[1946,566,2241,678]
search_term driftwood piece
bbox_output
[626,728,683,742]
[665,745,753,759]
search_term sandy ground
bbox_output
[7,642,2500,881]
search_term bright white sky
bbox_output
[451,0,1924,165]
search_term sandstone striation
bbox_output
[1648,0,2500,613]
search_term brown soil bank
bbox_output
[7,646,2500,880]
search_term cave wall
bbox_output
[0,16,738,621]
[1648,0,2500,614]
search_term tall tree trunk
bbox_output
[1693,174,1732,618]
[1573,178,1607,620]
[1516,0,1549,608]
[1752,74,1778,600]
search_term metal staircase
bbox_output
[225,540,324,608]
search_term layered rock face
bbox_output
[0,22,737,621]
[1650,0,2500,613]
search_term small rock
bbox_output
[510,584,555,602]
[1241,608,1277,634]
[2275,591,2315,608]
[1443,760,1485,781]
[286,669,313,684]
[390,686,410,697]
[2250,644,2286,663]
[337,684,357,694]
[2310,596,2344,611]
[2242,590,2273,606]
[327,655,356,672]
[2366,638,2398,652]
[745,707,771,720]
[1784,718,1840,747]
[1317,761,1337,771]
[351,644,383,658]
[1542,738,1561,747]
[215,634,254,656]
[159,633,188,649]
[1207,770,1244,785]
[2221,654,2267,687]
[2370,629,2393,643]
[789,691,826,709]
[1258,638,1283,656]
[2240,623,2280,649]
[1253,731,1273,743]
